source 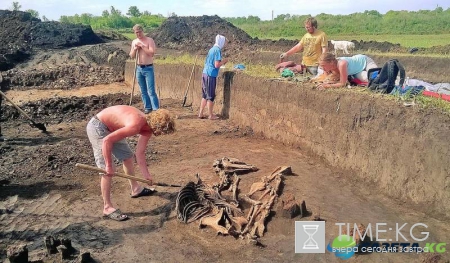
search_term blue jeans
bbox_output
[136,66,159,111]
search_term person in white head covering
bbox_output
[198,34,228,120]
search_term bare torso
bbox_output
[131,36,156,65]
[96,105,150,136]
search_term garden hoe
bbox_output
[0,90,47,133]
[75,163,182,187]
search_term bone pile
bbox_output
[175,157,291,242]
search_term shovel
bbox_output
[129,50,139,106]
[182,55,198,107]
[0,90,47,133]
[75,163,182,187]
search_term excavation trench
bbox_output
[1,82,450,263]
[126,61,450,219]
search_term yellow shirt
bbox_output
[299,29,328,66]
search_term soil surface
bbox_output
[1,12,450,263]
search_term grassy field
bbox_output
[273,34,450,48]
[328,34,450,48]
[156,53,450,114]
[122,31,450,48]
[122,33,134,40]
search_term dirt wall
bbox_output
[125,61,450,218]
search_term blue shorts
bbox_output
[201,73,217,102]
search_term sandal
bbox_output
[131,187,156,198]
[103,209,128,221]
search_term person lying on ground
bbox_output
[316,53,378,89]
[279,17,328,76]
[275,61,304,74]
[198,34,228,120]
[311,69,340,85]
[86,105,175,221]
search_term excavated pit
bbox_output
[1,13,450,263]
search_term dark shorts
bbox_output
[201,73,217,102]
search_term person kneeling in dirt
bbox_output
[279,17,328,76]
[86,105,175,221]
[198,34,228,120]
[315,52,378,89]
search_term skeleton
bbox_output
[176,159,290,241]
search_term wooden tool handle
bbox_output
[75,163,152,184]
[0,90,34,121]
[75,163,182,187]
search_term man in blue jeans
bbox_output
[129,24,159,114]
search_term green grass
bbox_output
[157,54,279,79]
[122,31,449,49]
[329,34,450,48]
[364,51,450,58]
[121,29,450,49]
[409,94,450,113]
[121,33,134,40]
[269,34,450,48]
[156,53,450,114]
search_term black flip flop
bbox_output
[131,187,156,198]
[103,209,128,221]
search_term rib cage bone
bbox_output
[175,157,291,241]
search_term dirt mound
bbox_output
[1,94,127,123]
[0,10,103,71]
[2,63,123,90]
[30,21,103,49]
[420,44,450,55]
[351,40,407,53]
[149,15,256,52]
[0,94,130,183]
[0,43,128,91]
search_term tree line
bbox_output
[58,6,165,30]
[7,2,450,36]
[7,2,164,30]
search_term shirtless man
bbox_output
[86,105,175,221]
[129,24,159,114]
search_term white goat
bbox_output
[330,40,355,55]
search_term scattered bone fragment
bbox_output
[247,182,266,196]
[213,157,258,174]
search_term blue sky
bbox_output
[1,0,449,21]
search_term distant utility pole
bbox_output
[272,10,274,21]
